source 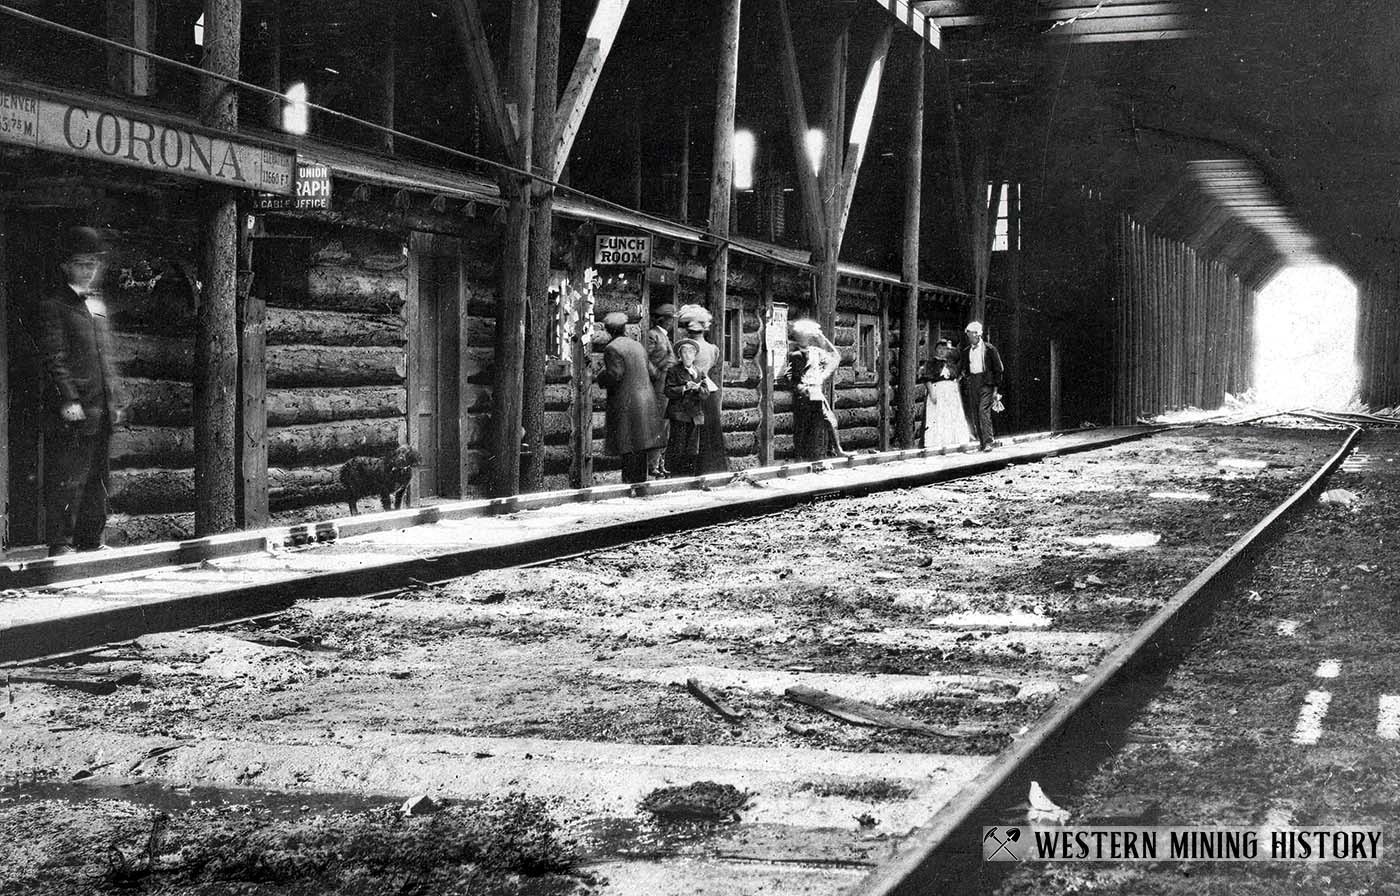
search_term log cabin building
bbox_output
[0,0,1280,548]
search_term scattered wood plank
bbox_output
[686,678,745,723]
[8,668,140,696]
[784,684,974,738]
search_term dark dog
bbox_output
[340,445,423,515]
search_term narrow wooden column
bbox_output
[816,28,847,338]
[570,223,597,488]
[195,0,241,535]
[706,0,741,408]
[488,0,539,497]
[522,0,560,493]
[1006,179,1022,429]
[878,288,891,451]
[264,0,280,127]
[380,16,396,154]
[236,209,267,527]
[678,107,691,222]
[758,264,776,466]
[897,37,924,448]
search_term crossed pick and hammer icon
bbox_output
[984,826,1022,860]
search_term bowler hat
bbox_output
[603,311,629,329]
[61,226,107,258]
[673,338,700,355]
[651,303,676,318]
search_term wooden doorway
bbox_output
[4,211,65,548]
[409,234,468,500]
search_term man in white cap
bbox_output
[959,320,1004,451]
[597,312,662,484]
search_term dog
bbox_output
[340,445,423,515]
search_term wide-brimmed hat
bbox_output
[673,338,700,355]
[603,311,629,329]
[964,320,984,334]
[651,303,676,318]
[676,303,713,329]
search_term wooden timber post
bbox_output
[758,264,776,465]
[878,286,891,451]
[897,36,924,449]
[678,107,691,222]
[195,0,241,535]
[236,208,267,527]
[381,15,396,154]
[522,0,561,493]
[707,0,742,419]
[1007,178,1022,429]
[570,223,597,488]
[264,0,280,127]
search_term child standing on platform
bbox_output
[663,339,707,476]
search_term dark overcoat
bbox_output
[598,334,663,455]
[37,285,126,435]
[959,340,1004,388]
[663,365,706,423]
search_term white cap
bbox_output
[965,321,984,334]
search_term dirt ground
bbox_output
[0,425,1345,895]
[995,427,1400,896]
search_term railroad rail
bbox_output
[0,422,1357,896]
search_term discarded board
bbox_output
[7,668,140,695]
[686,678,745,722]
[784,684,973,737]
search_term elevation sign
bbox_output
[0,86,295,194]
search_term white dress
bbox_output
[924,367,973,449]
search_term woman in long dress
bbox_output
[675,304,729,473]
[922,339,973,449]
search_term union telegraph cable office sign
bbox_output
[0,86,295,194]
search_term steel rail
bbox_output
[851,421,1362,896]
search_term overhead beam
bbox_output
[775,0,825,250]
[835,21,894,246]
[870,0,941,48]
[551,0,630,181]
[446,0,516,159]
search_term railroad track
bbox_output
[0,423,1355,896]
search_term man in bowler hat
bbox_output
[597,312,662,484]
[960,320,1004,451]
[37,226,127,555]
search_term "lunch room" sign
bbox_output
[595,234,651,266]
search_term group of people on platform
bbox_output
[597,303,728,484]
[598,308,1008,483]
[922,320,1005,453]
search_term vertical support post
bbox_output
[1006,179,1022,430]
[488,0,539,497]
[522,0,560,493]
[897,36,924,448]
[878,288,891,452]
[265,0,281,127]
[0,210,9,545]
[678,107,691,222]
[816,27,848,339]
[107,0,153,96]
[707,0,741,420]
[570,223,596,488]
[195,0,241,535]
[758,264,775,466]
[381,15,396,154]
[630,97,643,210]
[236,209,267,527]
[1049,339,1062,431]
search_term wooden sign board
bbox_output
[0,85,294,193]
[595,234,651,266]
[253,163,333,211]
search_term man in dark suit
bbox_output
[960,320,1004,451]
[597,312,662,484]
[37,226,127,555]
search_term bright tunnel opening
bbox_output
[1253,265,1358,410]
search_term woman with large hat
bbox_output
[675,304,728,473]
[921,339,973,449]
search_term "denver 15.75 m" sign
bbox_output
[0,86,294,194]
